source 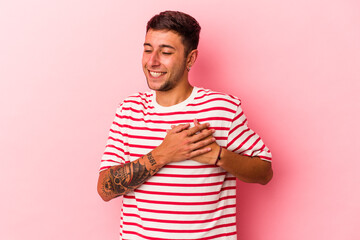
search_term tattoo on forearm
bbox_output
[102,152,159,197]
[147,152,156,166]
[147,152,157,175]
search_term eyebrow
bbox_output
[143,43,176,50]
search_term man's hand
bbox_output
[163,119,220,165]
[152,121,216,165]
[190,119,221,165]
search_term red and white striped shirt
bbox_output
[100,87,272,240]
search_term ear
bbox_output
[186,49,198,70]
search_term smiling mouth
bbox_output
[149,70,166,77]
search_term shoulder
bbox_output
[117,91,154,110]
[194,87,241,108]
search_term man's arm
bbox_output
[192,141,273,185]
[97,122,215,201]
[217,147,273,185]
[191,120,273,185]
[97,152,162,201]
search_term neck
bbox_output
[155,81,193,107]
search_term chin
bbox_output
[147,78,173,92]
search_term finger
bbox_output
[187,123,210,136]
[190,137,216,151]
[188,146,212,158]
[190,128,214,142]
[171,123,190,133]
[166,125,175,132]
[193,119,200,126]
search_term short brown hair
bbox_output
[146,11,201,55]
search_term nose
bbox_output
[148,52,160,67]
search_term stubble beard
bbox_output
[156,77,179,92]
[146,61,187,92]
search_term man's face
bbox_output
[142,29,188,92]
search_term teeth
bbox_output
[150,71,164,77]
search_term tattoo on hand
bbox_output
[102,152,159,196]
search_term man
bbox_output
[97,10,273,240]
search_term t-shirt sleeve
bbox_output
[226,104,272,162]
[99,104,126,172]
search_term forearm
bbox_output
[217,148,273,185]
[97,151,162,201]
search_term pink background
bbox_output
[1,0,359,239]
